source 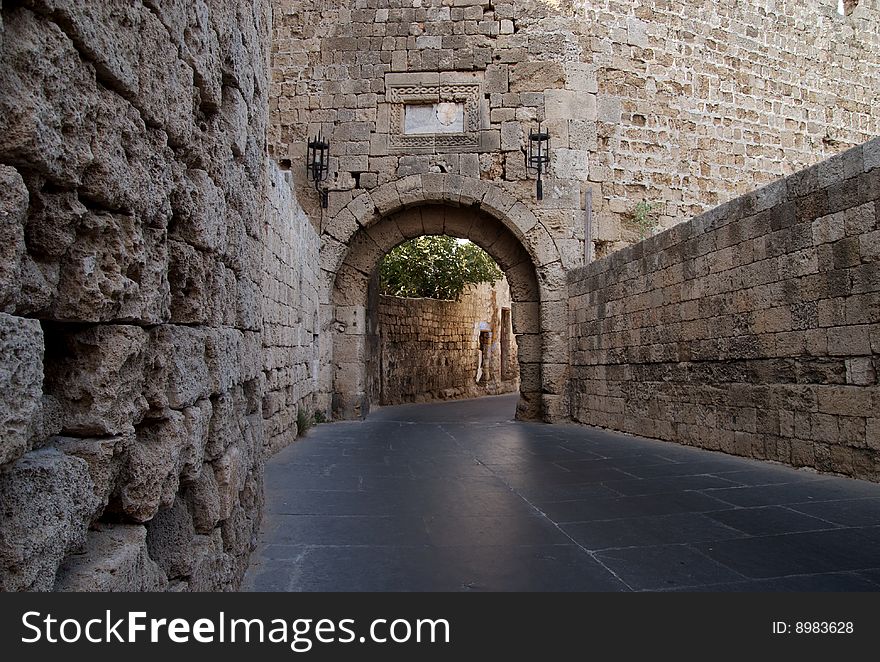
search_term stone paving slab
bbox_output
[244,395,880,592]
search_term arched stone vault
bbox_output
[316,174,570,423]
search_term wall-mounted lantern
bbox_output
[526,124,550,201]
[306,132,330,208]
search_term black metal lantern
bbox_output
[525,124,550,200]
[306,132,330,208]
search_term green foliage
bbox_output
[379,235,503,300]
[296,408,327,437]
[631,200,659,239]
[296,408,312,436]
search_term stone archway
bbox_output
[317,174,570,423]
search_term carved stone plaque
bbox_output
[404,102,465,135]
[386,72,483,153]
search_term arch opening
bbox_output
[376,235,519,405]
[328,204,549,421]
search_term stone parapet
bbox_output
[568,138,880,481]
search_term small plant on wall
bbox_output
[296,408,328,437]
[630,200,660,240]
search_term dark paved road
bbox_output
[243,394,880,591]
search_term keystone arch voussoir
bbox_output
[319,176,563,282]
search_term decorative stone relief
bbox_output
[387,72,482,153]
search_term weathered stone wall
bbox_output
[379,279,518,404]
[568,138,880,481]
[262,165,321,454]
[271,0,879,258]
[580,0,880,253]
[0,0,274,591]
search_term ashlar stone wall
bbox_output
[262,165,322,454]
[379,278,518,404]
[0,0,285,591]
[569,138,880,481]
[271,0,879,257]
[580,0,880,252]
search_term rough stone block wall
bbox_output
[271,0,878,259]
[378,279,518,404]
[568,138,880,481]
[0,0,274,591]
[262,165,321,454]
[580,0,880,253]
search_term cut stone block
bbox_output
[146,497,195,580]
[45,324,149,436]
[0,313,43,466]
[55,524,168,592]
[119,411,186,522]
[0,448,98,591]
[0,166,27,309]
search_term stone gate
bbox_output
[318,175,569,422]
